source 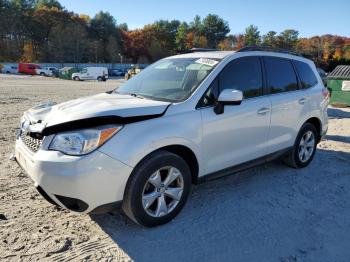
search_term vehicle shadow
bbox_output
[326,134,350,144]
[328,107,350,119]
[90,147,350,262]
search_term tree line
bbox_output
[1,0,349,71]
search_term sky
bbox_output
[59,0,350,37]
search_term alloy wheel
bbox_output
[298,130,315,163]
[142,166,184,218]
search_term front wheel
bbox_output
[283,123,318,168]
[123,150,192,227]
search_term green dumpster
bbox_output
[58,67,78,80]
[327,65,350,106]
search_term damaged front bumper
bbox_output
[13,137,132,213]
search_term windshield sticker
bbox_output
[195,58,219,67]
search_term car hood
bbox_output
[23,93,170,134]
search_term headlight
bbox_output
[49,125,122,155]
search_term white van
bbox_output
[72,67,108,81]
[2,64,18,74]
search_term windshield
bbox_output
[116,58,219,102]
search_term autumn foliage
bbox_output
[0,0,349,71]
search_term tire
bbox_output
[122,150,192,227]
[97,76,103,82]
[73,76,80,81]
[40,72,45,76]
[283,123,318,168]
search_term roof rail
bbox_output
[237,46,302,57]
[189,48,218,52]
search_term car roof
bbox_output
[166,50,313,65]
[167,51,236,60]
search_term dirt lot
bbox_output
[0,74,350,262]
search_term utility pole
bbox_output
[118,53,123,65]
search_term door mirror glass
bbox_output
[217,89,243,105]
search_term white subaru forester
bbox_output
[14,48,329,227]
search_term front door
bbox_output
[199,56,271,175]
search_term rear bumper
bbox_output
[14,138,133,213]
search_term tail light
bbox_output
[322,88,330,99]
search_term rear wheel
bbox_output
[283,123,317,168]
[40,72,45,76]
[123,150,191,227]
[73,76,80,81]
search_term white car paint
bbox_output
[72,67,108,81]
[35,67,56,76]
[14,50,329,214]
[2,64,18,74]
[24,93,170,128]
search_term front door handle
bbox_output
[257,107,270,115]
[299,98,307,104]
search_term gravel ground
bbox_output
[0,74,350,262]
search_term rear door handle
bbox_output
[257,107,270,115]
[299,98,307,104]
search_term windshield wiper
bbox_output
[115,91,147,99]
[128,93,146,99]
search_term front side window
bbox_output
[197,77,219,107]
[264,57,298,94]
[197,56,263,108]
[81,68,87,73]
[294,60,318,89]
[219,57,263,99]
[116,58,219,102]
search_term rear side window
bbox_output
[294,60,318,89]
[219,57,263,99]
[264,57,298,94]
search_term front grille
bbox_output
[20,132,43,152]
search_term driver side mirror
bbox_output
[214,89,243,114]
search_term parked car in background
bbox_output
[108,69,126,77]
[2,64,19,74]
[317,68,327,86]
[50,67,59,77]
[59,67,78,80]
[18,63,41,75]
[14,48,329,227]
[72,67,108,81]
[36,67,58,77]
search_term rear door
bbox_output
[199,56,271,174]
[263,56,310,153]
